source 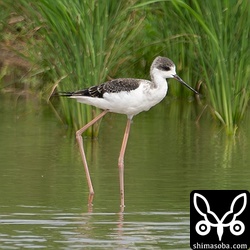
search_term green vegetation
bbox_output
[14,0,143,136]
[169,0,249,135]
[0,0,249,136]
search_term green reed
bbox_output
[132,0,249,135]
[17,0,143,136]
[5,0,250,136]
[174,0,249,135]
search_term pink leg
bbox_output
[118,118,132,209]
[76,110,109,206]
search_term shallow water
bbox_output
[0,94,249,249]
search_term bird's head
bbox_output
[151,56,200,95]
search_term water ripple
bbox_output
[0,208,189,249]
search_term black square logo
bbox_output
[190,190,250,250]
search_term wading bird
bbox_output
[58,56,199,209]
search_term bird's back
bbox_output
[64,78,141,98]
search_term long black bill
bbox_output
[173,74,200,95]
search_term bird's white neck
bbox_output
[150,68,168,89]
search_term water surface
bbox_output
[0,94,249,249]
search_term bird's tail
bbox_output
[52,91,74,97]
[53,88,90,97]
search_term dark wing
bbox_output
[103,78,140,94]
[59,78,141,98]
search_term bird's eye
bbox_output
[159,65,170,71]
[163,66,170,71]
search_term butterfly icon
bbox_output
[193,192,247,241]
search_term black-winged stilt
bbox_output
[57,56,199,209]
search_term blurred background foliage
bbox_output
[0,0,249,136]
